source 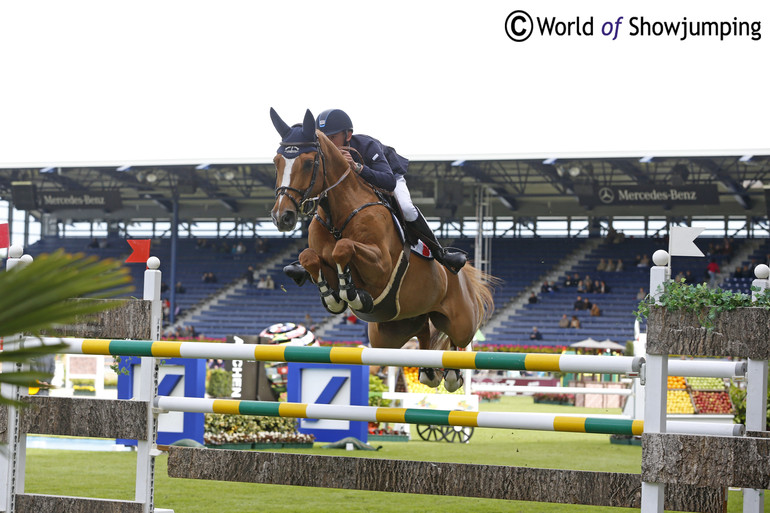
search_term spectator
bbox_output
[636,288,647,301]
[346,310,358,324]
[582,297,593,310]
[732,265,748,279]
[87,238,99,249]
[264,274,275,289]
[256,237,269,254]
[548,281,559,292]
[528,292,538,304]
[161,282,169,294]
[596,280,609,294]
[590,303,602,317]
[175,281,186,293]
[573,296,585,310]
[570,315,581,329]
[605,259,616,272]
[256,275,268,289]
[564,274,575,287]
[596,258,607,272]
[637,254,650,267]
[583,275,594,293]
[558,314,570,328]
[615,259,624,272]
[245,266,255,286]
[540,281,551,293]
[576,280,586,293]
[707,259,720,287]
[684,270,694,284]
[673,271,685,283]
[529,326,542,341]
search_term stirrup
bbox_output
[283,261,309,286]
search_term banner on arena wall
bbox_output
[576,185,719,207]
[37,190,123,211]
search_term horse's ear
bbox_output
[270,107,291,138]
[302,109,316,142]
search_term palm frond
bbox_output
[0,251,135,403]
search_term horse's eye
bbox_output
[302,159,313,171]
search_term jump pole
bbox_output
[154,396,743,437]
[19,337,645,374]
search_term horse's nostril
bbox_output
[281,211,296,226]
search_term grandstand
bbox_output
[3,154,770,349]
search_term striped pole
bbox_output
[154,396,743,437]
[22,337,643,374]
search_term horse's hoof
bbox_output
[284,262,309,286]
[443,369,464,392]
[419,368,442,388]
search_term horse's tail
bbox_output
[431,263,498,352]
[462,263,498,328]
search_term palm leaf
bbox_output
[0,250,135,404]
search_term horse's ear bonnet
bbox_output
[271,108,318,158]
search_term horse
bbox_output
[269,108,495,391]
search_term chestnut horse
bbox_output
[269,108,495,391]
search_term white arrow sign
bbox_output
[669,226,705,257]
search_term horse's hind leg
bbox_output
[416,321,442,388]
[428,312,473,393]
[299,248,346,314]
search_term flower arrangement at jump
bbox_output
[203,412,314,448]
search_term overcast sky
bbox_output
[0,0,768,167]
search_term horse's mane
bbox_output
[316,130,380,197]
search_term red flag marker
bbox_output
[0,223,9,249]
[125,239,151,263]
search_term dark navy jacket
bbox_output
[348,134,409,192]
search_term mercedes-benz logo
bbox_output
[598,187,615,204]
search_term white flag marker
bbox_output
[669,226,705,257]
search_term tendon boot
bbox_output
[283,261,310,287]
[407,210,467,274]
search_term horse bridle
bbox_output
[275,140,325,216]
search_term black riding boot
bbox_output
[407,211,467,274]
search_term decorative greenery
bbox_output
[475,344,568,354]
[533,393,574,405]
[635,279,770,330]
[730,378,770,430]
[206,368,232,398]
[0,250,132,405]
[474,390,502,402]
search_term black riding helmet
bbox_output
[316,109,353,136]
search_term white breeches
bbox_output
[394,176,418,222]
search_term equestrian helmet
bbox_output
[316,109,353,136]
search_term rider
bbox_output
[315,108,467,274]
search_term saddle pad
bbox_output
[389,211,433,260]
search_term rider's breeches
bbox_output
[394,176,418,222]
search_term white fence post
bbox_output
[641,250,670,513]
[135,257,162,513]
[1,245,31,513]
[744,264,770,513]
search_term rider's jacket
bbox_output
[348,134,409,192]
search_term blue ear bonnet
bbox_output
[277,124,317,158]
[271,108,318,158]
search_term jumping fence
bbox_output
[0,246,768,513]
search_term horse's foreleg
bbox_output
[414,321,442,388]
[332,239,387,313]
[299,248,346,314]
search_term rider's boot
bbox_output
[407,209,467,274]
[283,261,310,286]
